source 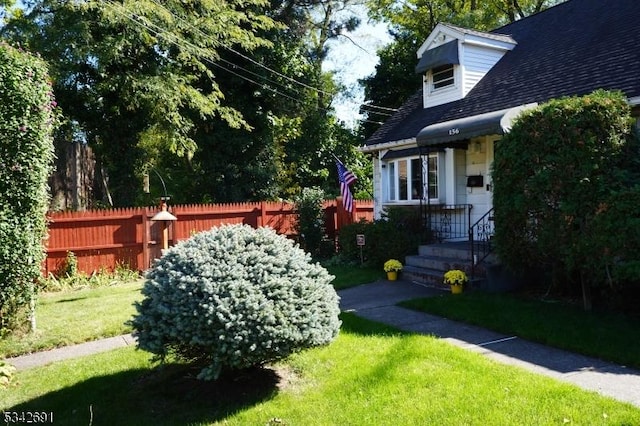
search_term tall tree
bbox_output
[2,0,371,206]
[147,0,371,203]
[272,0,369,198]
[1,0,277,206]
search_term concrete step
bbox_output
[404,241,491,288]
[418,244,474,261]
[402,265,449,289]
[402,265,487,291]
[406,254,470,273]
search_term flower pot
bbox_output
[450,284,463,294]
[387,271,398,281]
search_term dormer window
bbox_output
[415,24,516,109]
[432,64,455,90]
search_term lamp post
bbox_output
[150,197,177,250]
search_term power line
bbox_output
[103,0,393,125]
[143,0,398,114]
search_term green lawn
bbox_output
[0,280,144,358]
[1,264,378,358]
[324,263,382,290]
[400,291,640,369]
[2,269,639,424]
[2,313,639,425]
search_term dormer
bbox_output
[416,23,517,109]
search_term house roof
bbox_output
[365,0,640,148]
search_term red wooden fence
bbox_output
[45,199,374,275]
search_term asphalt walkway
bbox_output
[4,279,640,408]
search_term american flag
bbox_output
[336,159,357,213]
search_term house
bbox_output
[361,0,640,285]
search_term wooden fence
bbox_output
[44,199,374,275]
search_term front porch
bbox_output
[404,204,497,289]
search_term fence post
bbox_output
[142,208,149,270]
[260,201,267,228]
[336,196,353,234]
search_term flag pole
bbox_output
[332,153,374,199]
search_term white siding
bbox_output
[462,45,505,96]
[465,136,494,226]
[422,43,508,108]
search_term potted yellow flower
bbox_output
[443,269,467,294]
[384,259,403,281]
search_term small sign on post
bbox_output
[356,234,365,264]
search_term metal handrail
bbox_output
[426,204,473,242]
[470,207,494,278]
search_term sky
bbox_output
[322,6,393,128]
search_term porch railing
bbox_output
[424,204,473,242]
[470,207,494,278]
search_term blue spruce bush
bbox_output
[132,224,341,380]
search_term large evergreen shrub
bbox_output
[132,224,341,380]
[0,43,56,333]
[492,90,638,309]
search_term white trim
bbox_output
[417,23,516,58]
[629,96,640,106]
[417,24,462,57]
[383,153,440,204]
[360,138,415,153]
[463,36,517,52]
[444,148,456,205]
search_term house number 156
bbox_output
[448,128,460,136]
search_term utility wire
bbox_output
[103,0,390,125]
[144,0,398,114]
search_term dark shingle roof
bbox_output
[366,0,640,147]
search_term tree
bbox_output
[492,90,639,310]
[270,0,370,199]
[1,0,277,206]
[0,42,56,333]
[3,0,372,206]
[146,0,373,203]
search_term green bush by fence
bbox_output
[338,207,422,268]
[0,43,57,333]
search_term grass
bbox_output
[400,291,640,369]
[324,263,382,290]
[2,313,639,425]
[0,280,144,358]
[0,263,376,358]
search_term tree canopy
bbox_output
[1,0,371,206]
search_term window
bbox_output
[428,156,438,199]
[386,155,439,202]
[398,160,408,200]
[431,64,454,90]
